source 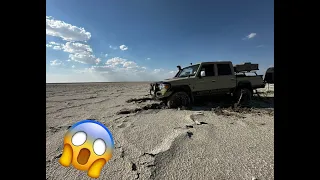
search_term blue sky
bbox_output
[46,0,274,83]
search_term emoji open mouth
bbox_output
[77,148,90,165]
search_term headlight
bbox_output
[159,83,170,90]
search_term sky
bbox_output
[46,0,274,83]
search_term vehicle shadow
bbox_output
[190,94,274,111]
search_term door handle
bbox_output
[230,78,235,80]
[212,80,216,82]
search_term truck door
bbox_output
[192,63,218,96]
[215,63,237,94]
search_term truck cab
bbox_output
[189,61,237,96]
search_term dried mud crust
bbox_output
[116,103,167,115]
[126,97,154,103]
[212,106,274,117]
[122,94,274,116]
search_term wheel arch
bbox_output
[236,80,253,93]
[169,85,194,102]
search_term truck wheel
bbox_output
[234,88,252,105]
[167,91,191,109]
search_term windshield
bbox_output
[177,65,200,78]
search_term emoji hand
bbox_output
[59,144,73,167]
[88,159,106,178]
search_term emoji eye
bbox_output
[93,139,106,156]
[72,131,87,146]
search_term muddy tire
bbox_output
[234,88,252,106]
[167,91,191,109]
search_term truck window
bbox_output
[217,64,232,76]
[177,64,200,78]
[200,64,215,76]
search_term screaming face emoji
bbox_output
[59,120,114,178]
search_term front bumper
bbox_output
[149,82,161,98]
[149,82,171,99]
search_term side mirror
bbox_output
[200,71,206,77]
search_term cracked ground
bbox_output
[46,82,274,180]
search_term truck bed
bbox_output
[236,74,265,89]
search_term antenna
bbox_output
[190,63,192,65]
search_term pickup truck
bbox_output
[149,61,265,108]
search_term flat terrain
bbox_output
[46,83,274,180]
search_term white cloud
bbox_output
[68,52,97,64]
[95,58,101,65]
[63,42,93,53]
[46,16,175,82]
[46,16,91,42]
[109,45,118,50]
[139,67,147,73]
[48,60,176,82]
[45,17,99,65]
[119,45,128,51]
[244,33,257,40]
[49,41,61,46]
[256,45,264,48]
[152,69,176,79]
[46,41,63,48]
[46,41,99,64]
[53,46,62,50]
[90,65,114,73]
[169,70,177,74]
[153,68,164,73]
[64,57,174,81]
[105,57,139,70]
[47,42,63,50]
[106,57,127,67]
[80,67,173,82]
[50,59,63,66]
[146,58,151,60]
[123,61,138,68]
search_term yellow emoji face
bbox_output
[59,120,114,178]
